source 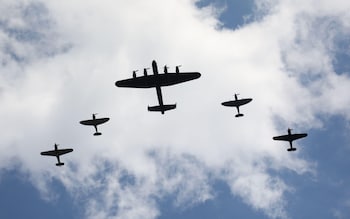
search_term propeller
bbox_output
[143,68,150,76]
[175,65,182,73]
[132,70,138,78]
[163,65,169,73]
[92,113,98,119]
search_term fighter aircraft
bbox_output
[273,128,308,151]
[80,114,110,136]
[40,144,73,166]
[221,94,252,117]
[115,60,201,114]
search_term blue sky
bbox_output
[1,0,350,219]
[0,169,80,218]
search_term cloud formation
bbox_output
[1,0,350,218]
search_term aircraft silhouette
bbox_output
[40,143,73,166]
[115,60,201,114]
[273,128,308,151]
[221,94,252,117]
[80,114,110,136]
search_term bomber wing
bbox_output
[115,72,201,88]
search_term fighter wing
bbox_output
[289,133,307,141]
[222,98,252,107]
[40,150,57,156]
[80,118,109,126]
[115,72,201,88]
[273,135,292,141]
[273,133,307,141]
[41,149,73,156]
[56,148,73,156]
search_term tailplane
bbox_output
[287,148,297,152]
[56,162,64,166]
[148,104,176,114]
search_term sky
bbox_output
[0,0,350,218]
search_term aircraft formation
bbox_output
[40,60,308,166]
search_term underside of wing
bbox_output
[290,133,308,140]
[56,148,73,156]
[115,76,158,88]
[94,118,109,125]
[159,72,201,86]
[40,150,57,156]
[80,120,95,126]
[272,135,291,141]
[115,72,201,88]
[222,98,252,107]
[80,118,109,126]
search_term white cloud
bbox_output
[1,0,350,218]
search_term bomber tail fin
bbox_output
[148,104,176,114]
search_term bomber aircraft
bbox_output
[115,60,201,114]
[40,143,73,166]
[273,128,308,151]
[80,114,110,136]
[221,94,252,117]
